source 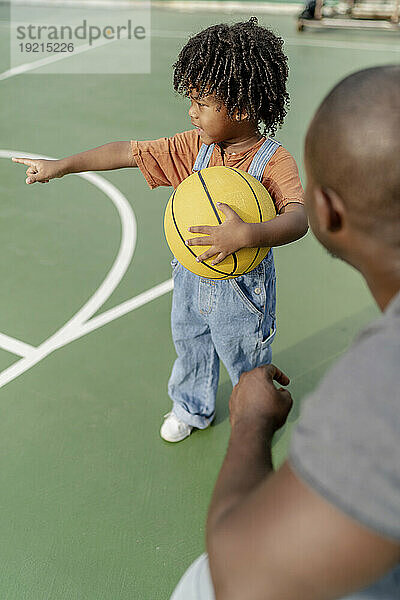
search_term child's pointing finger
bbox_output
[12,157,34,167]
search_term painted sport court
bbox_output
[0,1,399,597]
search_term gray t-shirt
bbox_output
[290,290,400,542]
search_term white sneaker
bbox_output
[160,412,193,442]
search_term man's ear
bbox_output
[314,186,345,233]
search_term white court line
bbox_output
[10,0,150,6]
[52,278,174,345]
[0,150,173,389]
[0,332,35,357]
[7,0,300,11]
[0,33,135,81]
[1,28,399,82]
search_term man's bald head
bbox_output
[306,66,400,244]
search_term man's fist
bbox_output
[12,157,66,184]
[229,364,293,432]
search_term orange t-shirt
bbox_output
[131,129,304,214]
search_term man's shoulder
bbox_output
[344,297,400,379]
[289,295,400,540]
[310,304,399,407]
[292,298,400,444]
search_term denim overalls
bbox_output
[168,138,281,429]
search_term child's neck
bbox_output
[219,130,263,155]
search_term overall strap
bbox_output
[192,143,215,172]
[193,138,280,177]
[248,138,281,181]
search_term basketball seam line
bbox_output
[197,170,222,224]
[226,167,263,221]
[170,189,232,278]
[197,169,238,275]
[226,167,265,274]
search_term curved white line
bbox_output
[0,332,35,356]
[0,278,174,389]
[73,278,173,338]
[2,150,136,331]
[0,149,136,387]
[0,34,132,82]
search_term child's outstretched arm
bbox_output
[186,202,308,265]
[12,142,137,184]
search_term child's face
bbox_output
[188,89,246,146]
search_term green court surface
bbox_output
[0,3,398,598]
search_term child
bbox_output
[13,18,308,442]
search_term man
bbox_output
[170,65,400,599]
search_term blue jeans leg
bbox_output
[210,254,276,386]
[168,254,276,427]
[170,554,400,600]
[168,262,219,429]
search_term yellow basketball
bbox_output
[164,166,276,279]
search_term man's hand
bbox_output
[207,364,293,553]
[230,365,292,432]
[12,157,66,184]
[186,203,252,265]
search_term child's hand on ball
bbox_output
[12,157,67,184]
[186,203,252,265]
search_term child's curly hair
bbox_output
[173,17,289,137]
